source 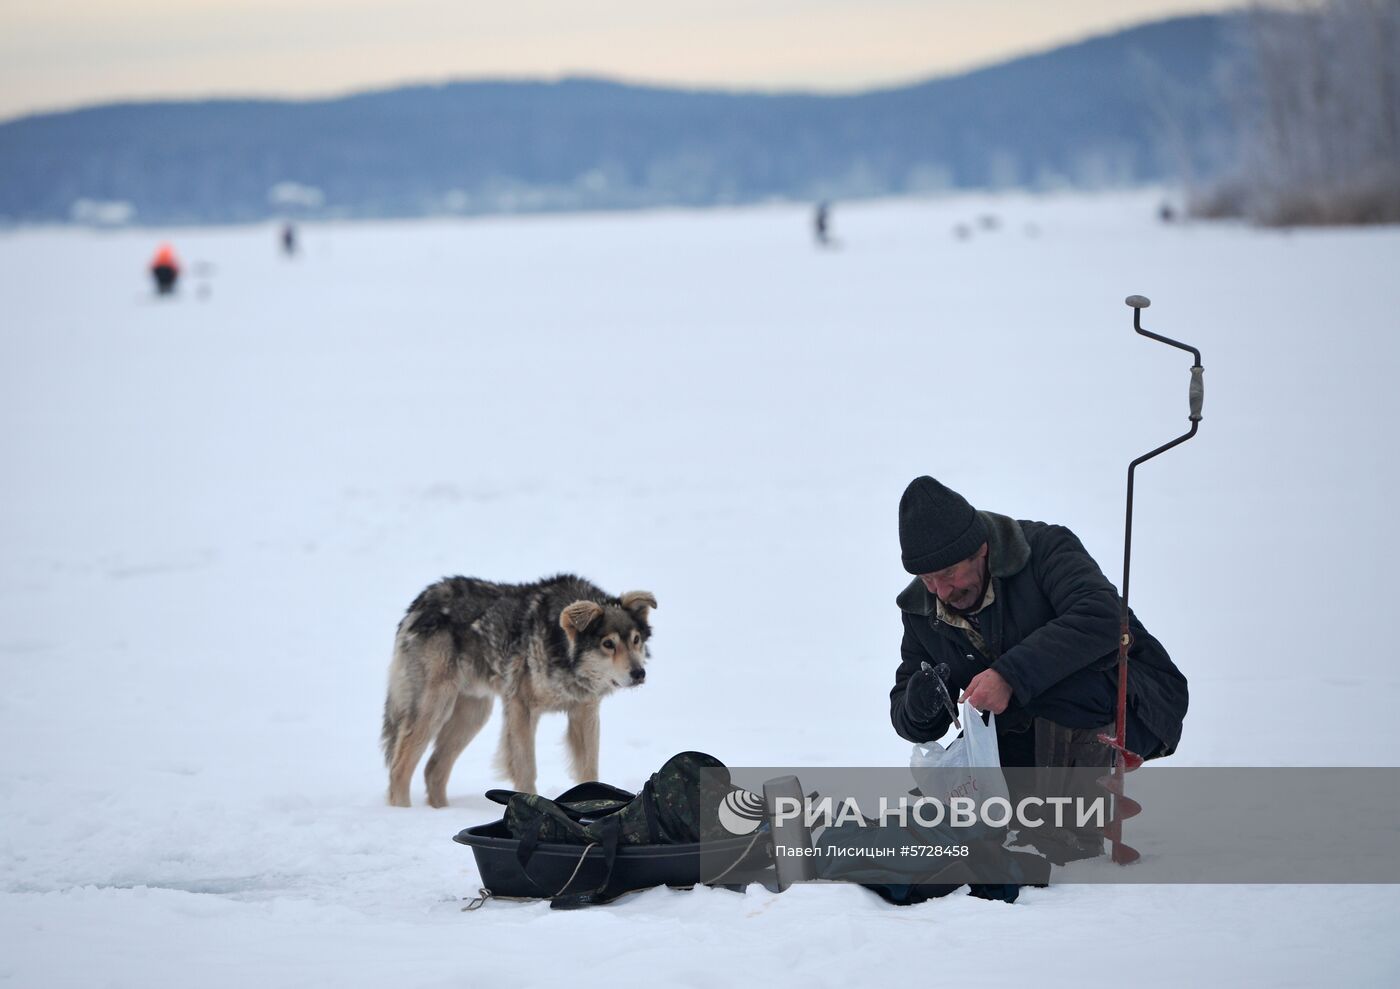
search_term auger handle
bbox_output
[1126,295,1204,426]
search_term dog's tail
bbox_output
[381,625,410,766]
[380,696,398,767]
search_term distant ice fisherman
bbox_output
[149,243,180,295]
[814,201,832,247]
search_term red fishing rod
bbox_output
[1098,294,1204,865]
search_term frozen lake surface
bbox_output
[3,190,1398,986]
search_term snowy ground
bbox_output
[2,190,1398,986]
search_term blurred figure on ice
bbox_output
[813,201,832,247]
[149,243,180,295]
[281,222,298,257]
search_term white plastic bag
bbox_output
[910,700,1012,814]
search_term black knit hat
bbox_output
[899,476,988,575]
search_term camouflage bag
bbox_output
[486,751,746,907]
[497,750,735,846]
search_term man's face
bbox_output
[919,543,989,613]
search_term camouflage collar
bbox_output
[935,579,996,630]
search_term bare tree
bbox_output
[1198,0,1400,225]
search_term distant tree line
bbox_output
[1194,0,1400,225]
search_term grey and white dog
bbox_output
[381,574,656,807]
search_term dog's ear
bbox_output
[559,600,605,642]
[619,591,657,621]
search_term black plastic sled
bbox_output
[454,819,771,904]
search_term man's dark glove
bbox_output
[903,665,949,725]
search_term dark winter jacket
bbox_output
[890,511,1187,758]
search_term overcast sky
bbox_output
[1,0,1244,122]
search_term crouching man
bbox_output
[891,475,1188,771]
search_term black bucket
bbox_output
[453,819,773,900]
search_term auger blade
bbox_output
[1101,820,1141,864]
[1110,841,1141,865]
[1097,732,1144,771]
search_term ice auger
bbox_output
[1098,295,1204,864]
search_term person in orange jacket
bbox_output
[150,243,180,295]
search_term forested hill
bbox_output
[0,14,1235,225]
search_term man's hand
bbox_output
[903,667,948,724]
[960,669,1012,714]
